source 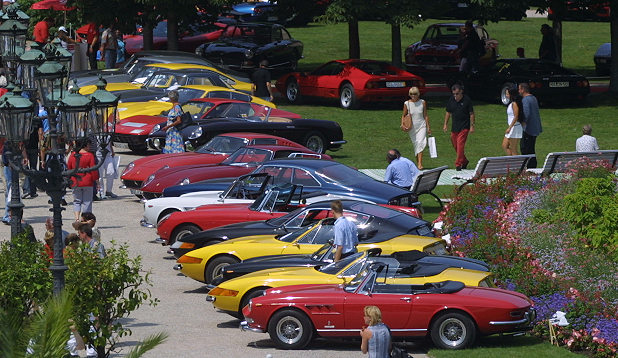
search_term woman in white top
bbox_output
[401,87,431,169]
[502,86,523,155]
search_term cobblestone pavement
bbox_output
[0,146,429,358]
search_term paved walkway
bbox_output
[360,168,473,186]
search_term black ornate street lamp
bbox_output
[19,46,46,93]
[0,18,27,82]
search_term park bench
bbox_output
[452,155,534,192]
[528,150,618,176]
[410,165,448,208]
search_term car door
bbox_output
[305,61,346,99]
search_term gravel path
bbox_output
[0,146,429,358]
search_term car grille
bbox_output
[414,55,456,65]
[122,179,143,189]
[113,133,144,144]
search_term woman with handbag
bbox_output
[401,87,431,169]
[161,90,185,154]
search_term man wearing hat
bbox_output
[539,24,557,63]
[57,26,77,52]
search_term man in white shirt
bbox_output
[575,124,600,152]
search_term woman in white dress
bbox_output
[502,87,523,155]
[401,87,431,169]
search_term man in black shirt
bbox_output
[22,116,43,198]
[539,24,557,63]
[251,60,274,102]
[443,83,475,171]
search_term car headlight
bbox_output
[124,162,135,174]
[149,124,162,135]
[160,165,170,170]
[244,49,254,59]
[143,174,155,187]
[179,178,190,185]
[188,127,202,140]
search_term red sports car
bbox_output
[276,59,426,109]
[241,263,536,350]
[157,183,309,244]
[120,132,309,194]
[125,21,226,54]
[138,145,330,199]
[113,98,301,154]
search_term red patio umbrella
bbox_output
[30,0,76,11]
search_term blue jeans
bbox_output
[72,186,94,215]
[3,166,11,222]
[104,49,116,69]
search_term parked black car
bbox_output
[465,58,590,105]
[594,43,611,75]
[208,246,489,287]
[147,99,345,153]
[170,200,434,259]
[195,23,303,72]
[70,50,249,88]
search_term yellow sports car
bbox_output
[206,248,494,317]
[79,63,252,95]
[115,85,275,120]
[177,219,448,284]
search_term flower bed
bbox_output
[439,158,617,357]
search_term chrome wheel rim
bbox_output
[341,88,353,107]
[500,86,510,105]
[305,135,324,153]
[439,318,466,347]
[287,82,299,101]
[276,316,303,345]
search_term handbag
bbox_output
[391,345,410,358]
[428,136,438,158]
[176,111,193,130]
[401,113,412,132]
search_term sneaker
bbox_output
[93,196,101,202]
[21,193,30,199]
[29,193,38,199]
[105,192,118,198]
[61,199,68,206]
[2,220,9,225]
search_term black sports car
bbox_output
[207,246,489,288]
[195,23,303,72]
[594,43,611,76]
[465,58,590,105]
[169,200,435,259]
[147,99,345,153]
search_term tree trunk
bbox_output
[391,23,402,67]
[167,11,179,51]
[551,19,562,65]
[348,18,360,59]
[143,22,153,51]
[609,0,618,93]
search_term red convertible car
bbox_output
[276,59,426,109]
[241,263,536,350]
[125,21,226,54]
[114,98,300,153]
[120,132,309,195]
[138,145,329,199]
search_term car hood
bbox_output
[115,116,166,135]
[79,82,142,95]
[263,283,343,297]
[462,287,533,307]
[117,101,172,119]
[117,89,166,102]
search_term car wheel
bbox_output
[239,287,268,314]
[157,209,179,226]
[303,131,326,154]
[286,79,302,104]
[170,224,200,246]
[339,83,359,109]
[268,309,313,349]
[500,83,515,106]
[204,256,239,284]
[128,143,148,154]
[430,312,476,350]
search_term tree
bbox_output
[317,0,375,58]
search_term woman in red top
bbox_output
[67,139,99,221]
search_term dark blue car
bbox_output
[162,158,417,207]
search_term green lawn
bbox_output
[275,19,618,222]
[428,335,581,358]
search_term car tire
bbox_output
[204,256,239,284]
[286,79,302,104]
[339,83,359,109]
[157,209,179,226]
[268,309,313,349]
[500,83,515,106]
[303,131,326,154]
[128,143,148,154]
[239,287,268,314]
[430,311,477,350]
[170,224,200,246]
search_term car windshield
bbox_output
[222,25,271,44]
[221,147,272,165]
[276,225,309,243]
[225,174,271,200]
[310,242,334,261]
[195,135,246,154]
[352,61,398,76]
[129,66,158,84]
[319,252,364,275]
[180,100,214,121]
[204,102,254,119]
[248,183,294,211]
[265,206,305,226]
[314,163,374,185]
[176,88,206,103]
[423,25,461,42]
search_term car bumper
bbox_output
[356,88,417,102]
[121,179,143,190]
[328,140,347,150]
[113,133,148,145]
[240,320,265,333]
[140,218,155,228]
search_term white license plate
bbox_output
[386,81,405,88]
[549,81,569,88]
[130,189,143,195]
[426,65,443,70]
[114,142,129,149]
